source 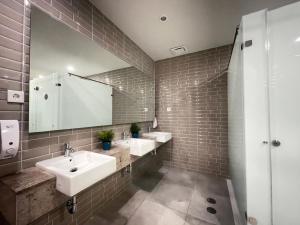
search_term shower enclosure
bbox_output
[228,2,300,225]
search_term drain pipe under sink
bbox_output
[66,196,77,214]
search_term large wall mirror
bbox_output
[29,6,155,133]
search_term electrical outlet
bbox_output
[7,90,24,103]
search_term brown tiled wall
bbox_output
[0,0,154,178]
[28,169,131,225]
[155,46,231,177]
[0,0,232,224]
[28,152,162,225]
[0,1,156,223]
[90,67,155,124]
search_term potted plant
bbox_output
[130,123,141,138]
[97,130,114,150]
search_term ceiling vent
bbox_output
[169,46,187,56]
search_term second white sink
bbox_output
[36,151,116,196]
[115,138,156,156]
[142,132,172,143]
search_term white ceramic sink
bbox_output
[36,151,116,196]
[142,132,172,143]
[115,138,156,156]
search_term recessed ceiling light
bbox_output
[296,36,300,42]
[160,16,167,22]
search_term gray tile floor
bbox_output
[84,167,234,225]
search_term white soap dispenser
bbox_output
[0,120,19,159]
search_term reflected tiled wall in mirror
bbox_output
[29,6,155,133]
[90,67,155,125]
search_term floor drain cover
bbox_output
[207,197,216,204]
[70,167,78,173]
[207,207,217,214]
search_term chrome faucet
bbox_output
[64,143,74,157]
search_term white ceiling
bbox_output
[30,7,129,79]
[92,0,242,60]
[91,0,299,61]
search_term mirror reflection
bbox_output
[29,7,154,133]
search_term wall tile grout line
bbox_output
[0,2,26,20]
[0,26,24,39]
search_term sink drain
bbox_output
[207,197,216,204]
[207,207,217,214]
[70,167,78,173]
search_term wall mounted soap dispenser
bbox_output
[0,120,19,159]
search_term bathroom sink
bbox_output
[142,132,172,143]
[114,138,156,156]
[36,151,116,196]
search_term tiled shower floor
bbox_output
[84,167,234,225]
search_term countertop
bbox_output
[0,167,55,194]
[94,145,129,156]
[0,139,166,194]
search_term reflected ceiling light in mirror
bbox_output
[265,41,270,51]
[66,65,75,72]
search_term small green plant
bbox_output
[130,123,141,134]
[97,130,114,142]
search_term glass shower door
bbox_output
[29,74,59,132]
[268,2,300,224]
